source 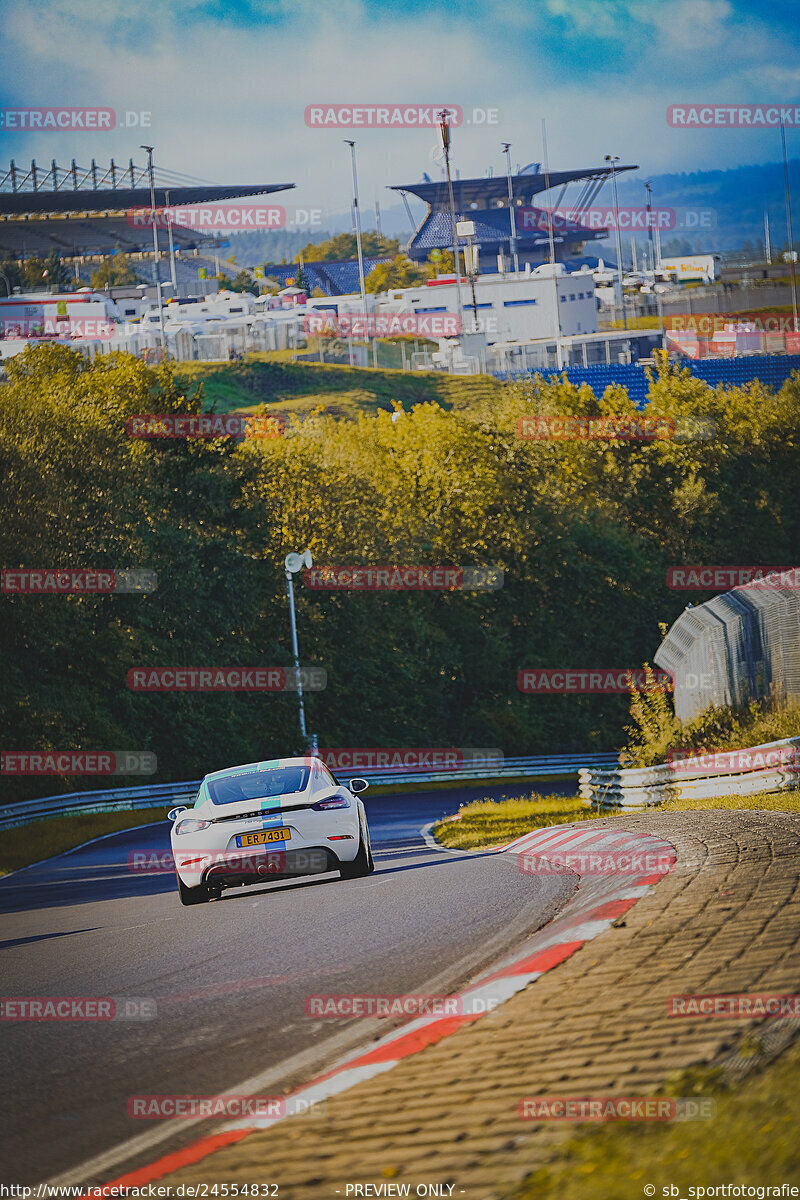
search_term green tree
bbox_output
[425,249,456,277]
[40,249,70,291]
[90,251,140,288]
[2,347,800,803]
[0,257,22,294]
[21,257,48,290]
[229,270,258,296]
[295,231,400,263]
[365,255,428,293]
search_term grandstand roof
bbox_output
[0,182,295,218]
[389,165,637,207]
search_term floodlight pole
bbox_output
[780,120,798,328]
[345,141,369,340]
[141,145,167,356]
[645,181,665,351]
[605,154,628,330]
[437,110,465,322]
[502,143,519,274]
[164,187,178,291]
[541,118,563,369]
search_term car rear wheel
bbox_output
[177,875,219,905]
[339,827,374,879]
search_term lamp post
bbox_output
[780,119,798,328]
[645,180,665,350]
[541,118,563,369]
[457,220,480,332]
[284,549,317,752]
[501,142,519,274]
[345,141,369,345]
[164,187,178,292]
[141,145,167,357]
[604,154,628,330]
[437,110,465,323]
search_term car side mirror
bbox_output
[349,778,369,794]
[168,806,188,821]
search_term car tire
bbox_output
[177,875,217,905]
[339,827,373,879]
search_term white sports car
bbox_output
[168,757,375,905]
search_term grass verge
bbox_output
[174,359,503,420]
[0,807,170,876]
[433,794,597,849]
[433,789,800,850]
[507,1035,800,1200]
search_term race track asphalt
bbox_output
[0,784,578,1184]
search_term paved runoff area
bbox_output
[136,810,800,1198]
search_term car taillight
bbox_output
[311,794,350,811]
[175,818,212,835]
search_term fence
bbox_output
[655,585,800,722]
[579,736,800,808]
[0,753,618,832]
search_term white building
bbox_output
[304,267,597,346]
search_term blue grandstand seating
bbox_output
[495,356,800,405]
[257,257,392,297]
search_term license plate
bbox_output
[235,828,289,848]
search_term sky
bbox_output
[1,0,799,231]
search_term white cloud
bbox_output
[0,0,795,218]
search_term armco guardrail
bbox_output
[0,753,618,832]
[579,736,800,808]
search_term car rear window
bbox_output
[207,767,310,805]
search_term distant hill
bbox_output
[613,159,800,256]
